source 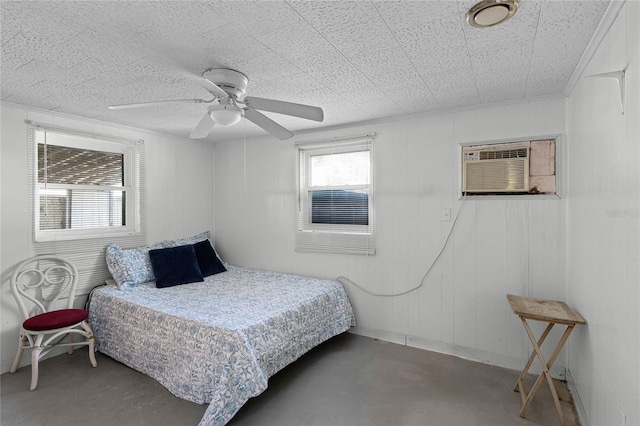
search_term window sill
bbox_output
[35,229,141,243]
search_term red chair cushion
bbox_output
[23,309,89,331]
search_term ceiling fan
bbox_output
[108,68,324,140]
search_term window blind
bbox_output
[27,123,147,295]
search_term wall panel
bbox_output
[214,97,567,373]
[0,104,215,374]
[566,2,639,425]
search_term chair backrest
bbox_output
[10,255,79,319]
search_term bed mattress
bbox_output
[88,265,355,425]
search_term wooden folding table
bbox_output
[507,294,586,426]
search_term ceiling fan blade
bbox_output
[189,113,215,139]
[108,98,207,110]
[244,108,294,140]
[244,97,324,122]
[199,78,228,98]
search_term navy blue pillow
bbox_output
[149,244,204,288]
[193,240,227,277]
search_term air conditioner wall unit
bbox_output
[462,148,529,193]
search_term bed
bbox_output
[88,247,355,426]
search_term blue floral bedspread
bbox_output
[88,265,355,425]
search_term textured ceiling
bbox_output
[1,0,610,142]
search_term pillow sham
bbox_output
[149,244,204,288]
[193,239,227,277]
[163,231,211,250]
[106,242,163,289]
[106,231,212,289]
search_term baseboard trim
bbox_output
[348,326,407,345]
[566,368,590,426]
[349,326,566,380]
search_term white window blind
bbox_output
[27,123,147,295]
[296,137,375,255]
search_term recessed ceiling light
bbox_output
[467,0,519,28]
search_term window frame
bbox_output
[296,137,375,255]
[31,128,141,242]
[299,143,372,234]
[457,134,562,200]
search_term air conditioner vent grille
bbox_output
[465,160,527,191]
[479,148,528,160]
[462,147,530,193]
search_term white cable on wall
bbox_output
[338,193,468,297]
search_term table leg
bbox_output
[544,324,576,425]
[513,322,554,392]
[518,317,576,426]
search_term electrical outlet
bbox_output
[617,406,626,426]
[441,208,451,222]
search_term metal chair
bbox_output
[9,255,97,390]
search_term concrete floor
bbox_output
[1,333,578,426]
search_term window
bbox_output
[296,138,374,255]
[31,127,142,242]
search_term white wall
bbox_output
[214,97,567,375]
[0,103,215,373]
[566,2,640,425]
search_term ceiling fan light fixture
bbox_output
[208,104,243,126]
[467,0,519,28]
